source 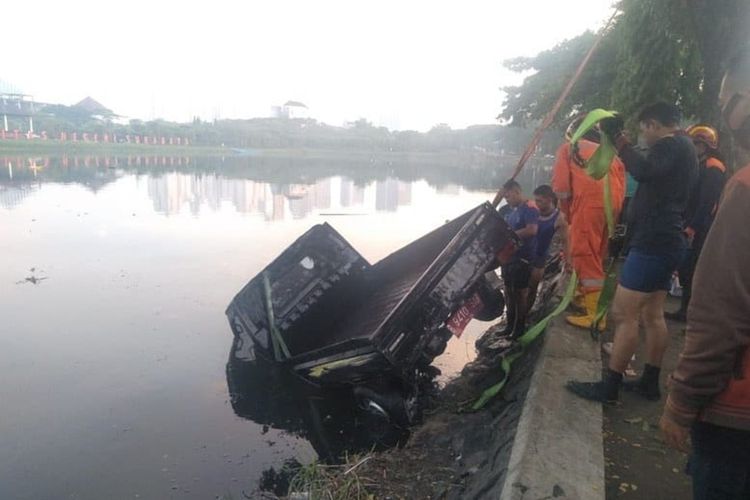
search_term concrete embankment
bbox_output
[497,318,604,500]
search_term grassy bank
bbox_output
[0,139,233,156]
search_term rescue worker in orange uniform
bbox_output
[552,116,626,329]
[664,124,727,322]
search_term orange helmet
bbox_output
[687,124,719,150]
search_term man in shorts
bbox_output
[500,180,540,339]
[567,102,698,403]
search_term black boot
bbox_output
[623,364,662,401]
[566,369,622,404]
[500,303,517,337]
[510,312,527,340]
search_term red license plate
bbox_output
[446,292,484,338]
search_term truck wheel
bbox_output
[473,278,505,321]
[353,385,411,428]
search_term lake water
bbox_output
[0,154,535,500]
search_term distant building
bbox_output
[272,100,309,119]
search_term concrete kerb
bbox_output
[499,316,605,500]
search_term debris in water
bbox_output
[16,269,48,285]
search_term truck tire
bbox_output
[353,385,411,428]
[473,278,505,321]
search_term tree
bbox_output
[501,0,750,127]
[501,31,618,126]
[671,0,748,123]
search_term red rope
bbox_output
[492,9,619,207]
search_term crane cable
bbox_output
[491,8,619,207]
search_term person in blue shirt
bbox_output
[527,184,568,313]
[501,180,540,338]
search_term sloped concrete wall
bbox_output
[499,319,605,500]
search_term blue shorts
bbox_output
[619,249,684,293]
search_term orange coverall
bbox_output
[552,140,625,292]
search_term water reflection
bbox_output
[0,183,37,209]
[0,153,551,216]
[0,152,554,499]
[142,174,413,219]
[226,337,407,462]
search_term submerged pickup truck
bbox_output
[226,202,519,425]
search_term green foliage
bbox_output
[26,103,562,155]
[610,0,702,121]
[501,31,618,126]
[501,0,750,127]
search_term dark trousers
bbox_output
[688,452,750,500]
[689,423,750,500]
[677,232,706,311]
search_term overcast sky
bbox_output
[2,0,616,131]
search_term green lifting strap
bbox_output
[472,272,579,410]
[591,259,619,337]
[569,108,622,338]
[570,108,619,237]
[473,110,625,409]
[263,272,292,361]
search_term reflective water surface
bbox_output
[0,154,528,499]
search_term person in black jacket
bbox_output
[665,125,727,321]
[566,102,699,404]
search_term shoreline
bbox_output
[0,140,516,164]
[0,139,232,156]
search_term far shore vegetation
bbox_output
[1,98,561,159]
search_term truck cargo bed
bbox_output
[226,202,518,386]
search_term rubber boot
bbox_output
[623,364,662,401]
[565,290,606,330]
[566,369,622,404]
[567,290,587,316]
[500,301,517,337]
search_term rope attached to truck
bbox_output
[491,10,619,208]
[263,272,292,361]
[472,271,578,409]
